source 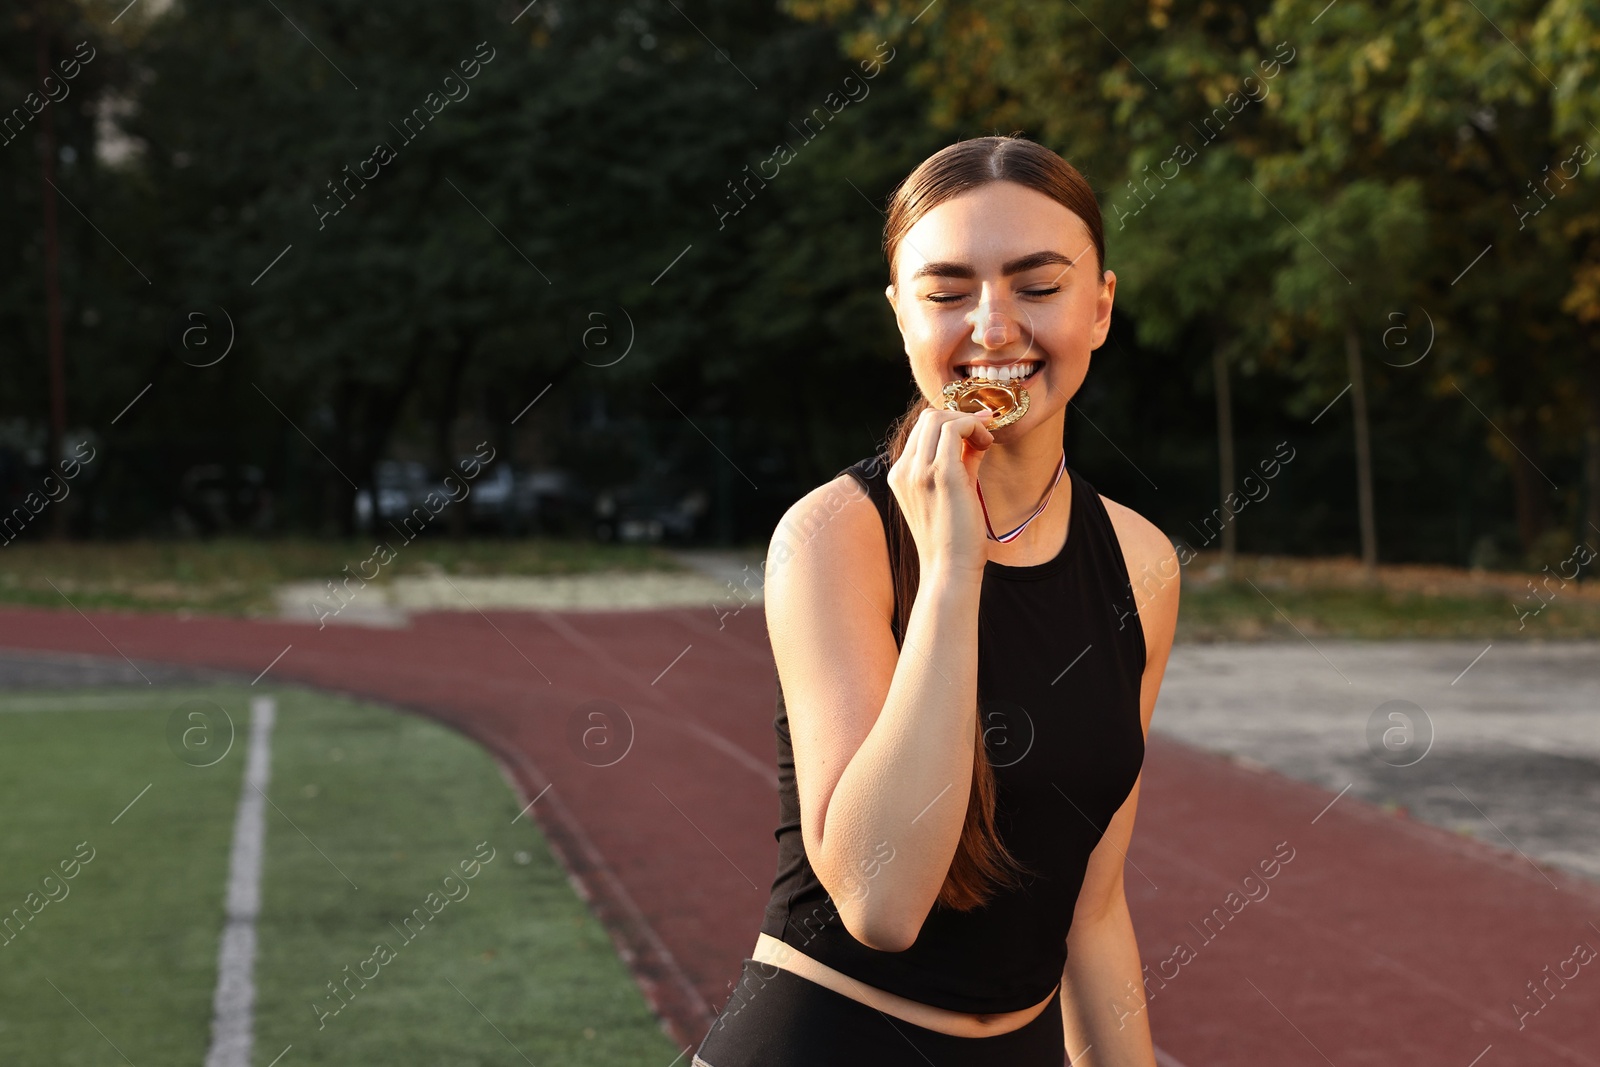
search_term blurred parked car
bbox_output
[466,464,583,536]
[353,460,431,529]
[176,463,272,535]
[593,484,708,543]
[355,460,589,537]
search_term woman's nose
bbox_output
[970,291,1016,348]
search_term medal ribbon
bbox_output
[975,452,1067,544]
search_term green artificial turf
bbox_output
[0,687,248,1066]
[0,685,684,1066]
[251,686,681,1066]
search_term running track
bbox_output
[1,605,1595,1066]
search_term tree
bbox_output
[790,0,1600,564]
[1,0,126,535]
[1110,150,1292,573]
[1256,178,1429,572]
[96,0,942,536]
[1260,0,1598,561]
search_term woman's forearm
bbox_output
[1061,897,1156,1065]
[820,563,985,951]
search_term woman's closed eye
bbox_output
[924,286,1061,304]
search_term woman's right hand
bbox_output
[886,405,996,577]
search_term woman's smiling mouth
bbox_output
[953,360,1042,382]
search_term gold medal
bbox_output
[941,377,1030,429]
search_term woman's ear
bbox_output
[1091,269,1116,349]
[884,282,901,327]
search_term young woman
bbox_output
[692,134,1181,1067]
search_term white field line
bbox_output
[203,695,277,1067]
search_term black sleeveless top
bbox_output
[757,451,1148,1014]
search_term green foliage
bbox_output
[6,0,1599,562]
[785,0,1600,560]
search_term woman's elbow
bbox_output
[840,899,918,953]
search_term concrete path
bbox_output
[269,549,765,627]
[1156,639,1600,882]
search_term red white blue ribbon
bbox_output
[975,452,1067,543]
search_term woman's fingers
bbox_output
[935,410,993,475]
[913,406,989,470]
[887,405,997,574]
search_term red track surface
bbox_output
[2,605,1596,1066]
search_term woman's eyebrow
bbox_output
[909,250,1075,281]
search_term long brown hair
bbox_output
[880,133,1106,912]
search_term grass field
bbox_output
[0,685,683,1066]
[1174,569,1600,641]
[1169,552,1600,640]
[1,538,1596,639]
[0,538,687,616]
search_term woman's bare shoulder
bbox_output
[1095,492,1181,652]
[762,469,897,680]
[1096,494,1178,578]
[766,471,885,578]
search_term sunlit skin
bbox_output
[884,179,1116,560]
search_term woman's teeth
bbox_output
[958,362,1041,382]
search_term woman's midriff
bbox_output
[750,931,1059,1038]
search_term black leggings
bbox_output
[691,958,1066,1067]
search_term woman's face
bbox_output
[884,180,1115,435]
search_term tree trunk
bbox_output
[332,377,359,538]
[1212,343,1236,574]
[36,16,67,539]
[436,333,473,539]
[1345,322,1377,573]
[1503,412,1554,559]
[1583,341,1600,570]
[358,333,432,541]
